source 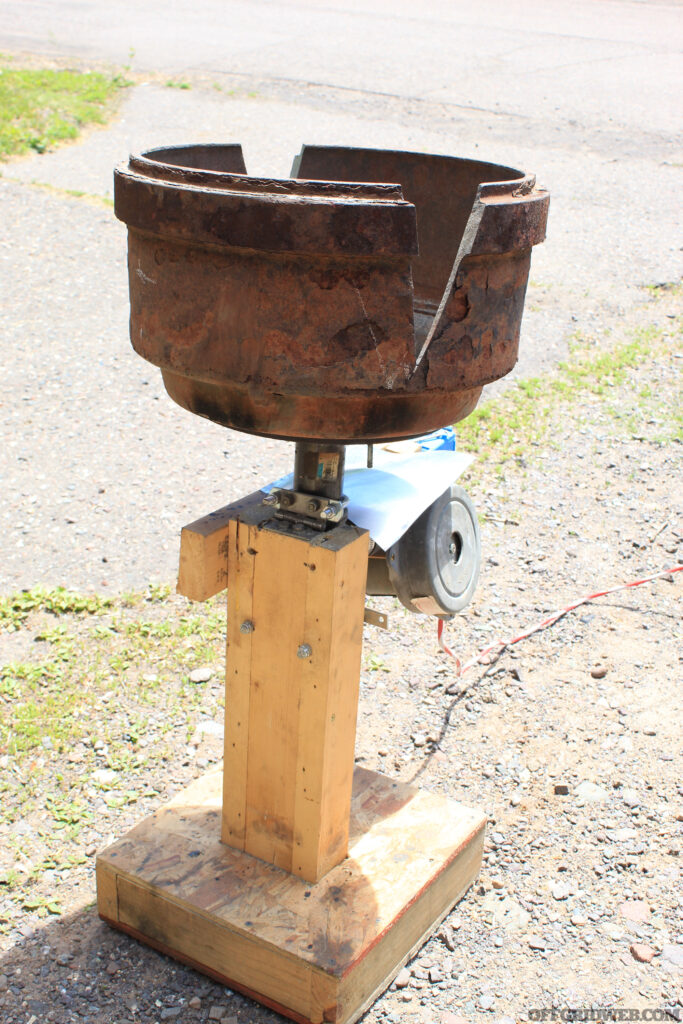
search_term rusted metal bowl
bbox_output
[114,144,549,442]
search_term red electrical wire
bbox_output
[437,564,682,678]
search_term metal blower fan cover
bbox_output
[387,484,481,616]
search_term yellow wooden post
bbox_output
[222,517,369,883]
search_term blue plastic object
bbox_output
[415,426,456,452]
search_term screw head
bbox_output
[240,620,255,634]
[307,499,320,513]
[297,643,312,659]
[262,493,278,507]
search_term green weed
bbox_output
[0,62,129,159]
[0,586,112,630]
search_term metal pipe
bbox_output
[293,442,346,500]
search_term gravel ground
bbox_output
[0,63,681,1024]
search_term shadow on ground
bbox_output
[0,901,276,1023]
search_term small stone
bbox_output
[0,975,7,991]
[208,1008,226,1021]
[553,783,569,796]
[495,1017,516,1024]
[630,943,656,963]
[92,768,117,786]
[411,733,427,748]
[622,788,640,808]
[438,925,456,951]
[661,945,683,968]
[574,781,609,803]
[189,667,213,684]
[591,665,608,678]
[552,883,571,901]
[429,967,444,984]
[571,914,588,927]
[482,894,530,931]
[394,968,411,989]
[620,900,651,924]
[491,879,505,890]
[479,992,495,1010]
[105,961,118,976]
[441,1014,469,1024]
[41,736,54,750]
[160,1010,181,1020]
[528,935,546,951]
[400,991,413,1002]
[188,997,201,1010]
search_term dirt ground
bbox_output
[0,284,680,1024]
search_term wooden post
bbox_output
[222,517,369,883]
[98,496,486,1024]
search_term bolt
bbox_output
[240,620,255,634]
[297,644,312,659]
[280,493,294,508]
[449,541,456,555]
[320,506,336,520]
[262,493,278,507]
[307,499,320,513]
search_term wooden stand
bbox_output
[97,495,486,1024]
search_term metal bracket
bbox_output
[364,607,389,630]
[263,488,348,526]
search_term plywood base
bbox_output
[97,767,485,1024]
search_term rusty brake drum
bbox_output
[114,143,549,443]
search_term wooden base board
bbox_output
[97,767,485,1024]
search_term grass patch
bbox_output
[2,176,115,207]
[644,280,683,299]
[456,312,682,473]
[0,585,226,930]
[0,587,224,762]
[0,61,129,159]
[165,79,191,90]
[0,586,113,631]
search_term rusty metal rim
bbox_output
[129,146,406,201]
[160,368,484,443]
